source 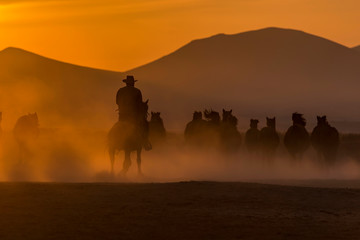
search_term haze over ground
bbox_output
[1,27,360,131]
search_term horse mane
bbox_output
[292,112,306,127]
[204,109,219,120]
[141,101,149,119]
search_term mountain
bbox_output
[0,47,122,128]
[2,27,360,131]
[127,27,360,129]
[353,45,360,53]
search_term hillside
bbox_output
[353,45,360,52]
[0,47,122,128]
[127,27,360,129]
[2,28,360,130]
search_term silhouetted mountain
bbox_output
[0,47,122,127]
[353,45,360,53]
[2,28,360,131]
[127,27,360,129]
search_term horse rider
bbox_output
[116,75,152,150]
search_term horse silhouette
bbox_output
[245,119,260,153]
[203,109,221,147]
[13,113,39,163]
[259,117,280,160]
[108,100,150,175]
[284,113,310,159]
[149,112,166,143]
[184,111,207,146]
[220,109,241,153]
[311,116,339,164]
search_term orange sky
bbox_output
[0,0,360,71]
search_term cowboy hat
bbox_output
[122,75,138,83]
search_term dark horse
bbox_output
[311,116,339,164]
[13,113,39,163]
[108,100,150,175]
[284,113,310,160]
[245,119,260,154]
[149,112,166,142]
[203,109,221,147]
[220,109,241,153]
[259,117,280,161]
[184,111,207,146]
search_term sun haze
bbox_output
[0,0,360,71]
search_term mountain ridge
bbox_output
[1,27,360,130]
[353,45,360,52]
[0,46,121,74]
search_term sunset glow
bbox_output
[0,0,360,71]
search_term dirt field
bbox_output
[0,181,360,240]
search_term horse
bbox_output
[149,112,166,143]
[311,116,339,164]
[184,111,207,146]
[245,119,260,154]
[108,100,150,175]
[13,113,39,163]
[284,113,310,160]
[220,109,241,153]
[203,109,221,147]
[259,117,280,161]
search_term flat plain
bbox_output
[0,181,360,240]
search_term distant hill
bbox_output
[0,47,123,128]
[2,28,360,131]
[127,27,360,129]
[353,45,360,53]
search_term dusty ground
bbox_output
[0,181,360,240]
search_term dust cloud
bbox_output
[0,76,359,185]
[1,124,360,184]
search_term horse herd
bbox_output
[148,109,340,163]
[0,107,340,175]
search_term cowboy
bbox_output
[116,75,143,121]
[116,75,152,150]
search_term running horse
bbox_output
[108,100,150,175]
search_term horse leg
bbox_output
[109,147,115,176]
[122,150,131,174]
[136,149,142,176]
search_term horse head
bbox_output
[250,119,259,129]
[141,100,149,119]
[151,112,162,122]
[222,109,233,122]
[193,111,202,120]
[266,117,276,129]
[27,112,39,127]
[204,109,220,123]
[317,115,328,126]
